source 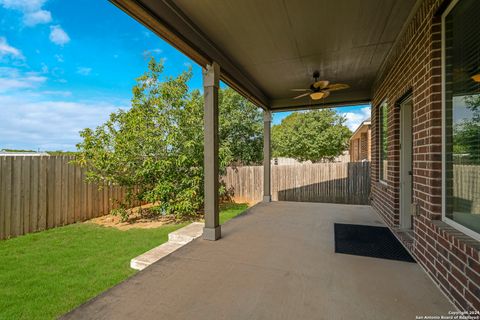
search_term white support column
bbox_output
[263,110,272,202]
[203,62,221,241]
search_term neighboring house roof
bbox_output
[0,151,50,156]
[349,118,371,141]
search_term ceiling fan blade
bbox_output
[290,88,310,92]
[293,92,311,99]
[325,83,349,91]
[310,90,330,100]
[313,80,329,89]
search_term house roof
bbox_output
[0,151,50,156]
[349,118,371,141]
[110,0,419,111]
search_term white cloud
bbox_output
[76,67,92,76]
[0,75,46,91]
[338,106,371,131]
[23,9,51,26]
[0,37,24,59]
[50,67,64,78]
[40,62,48,73]
[0,0,52,26]
[0,0,47,12]
[49,25,70,46]
[54,54,64,63]
[40,90,71,97]
[0,67,46,91]
[142,48,163,59]
[0,95,127,151]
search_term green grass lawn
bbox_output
[0,203,248,320]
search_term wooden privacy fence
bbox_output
[224,162,371,205]
[0,156,141,240]
[452,164,480,213]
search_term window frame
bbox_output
[441,0,480,241]
[379,100,388,184]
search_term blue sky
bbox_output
[0,0,370,151]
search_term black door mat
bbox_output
[334,223,416,263]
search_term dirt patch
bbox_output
[87,203,193,231]
[231,198,259,207]
[88,202,249,231]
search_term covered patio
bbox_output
[63,202,452,319]
[59,0,479,314]
[106,0,421,242]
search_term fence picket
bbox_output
[0,157,4,239]
[38,157,47,231]
[31,157,39,233]
[3,158,12,239]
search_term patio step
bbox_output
[168,222,204,244]
[130,222,204,270]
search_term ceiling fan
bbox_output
[292,71,349,100]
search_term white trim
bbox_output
[445,217,480,242]
[441,0,480,242]
[349,120,371,141]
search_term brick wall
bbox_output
[350,139,359,162]
[367,128,372,162]
[350,126,371,162]
[360,132,369,161]
[371,0,480,311]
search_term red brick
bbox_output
[466,267,480,288]
[468,281,480,298]
[464,290,480,312]
[468,258,480,274]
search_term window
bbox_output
[443,0,480,239]
[379,101,388,181]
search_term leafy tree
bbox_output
[76,59,205,218]
[47,151,79,156]
[272,110,351,162]
[453,95,480,164]
[1,149,36,152]
[465,94,480,116]
[454,121,480,162]
[75,58,263,219]
[219,88,263,165]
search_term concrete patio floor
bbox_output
[62,202,454,320]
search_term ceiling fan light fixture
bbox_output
[472,73,480,82]
[291,72,348,101]
[310,92,325,100]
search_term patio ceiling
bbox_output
[111,0,417,111]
